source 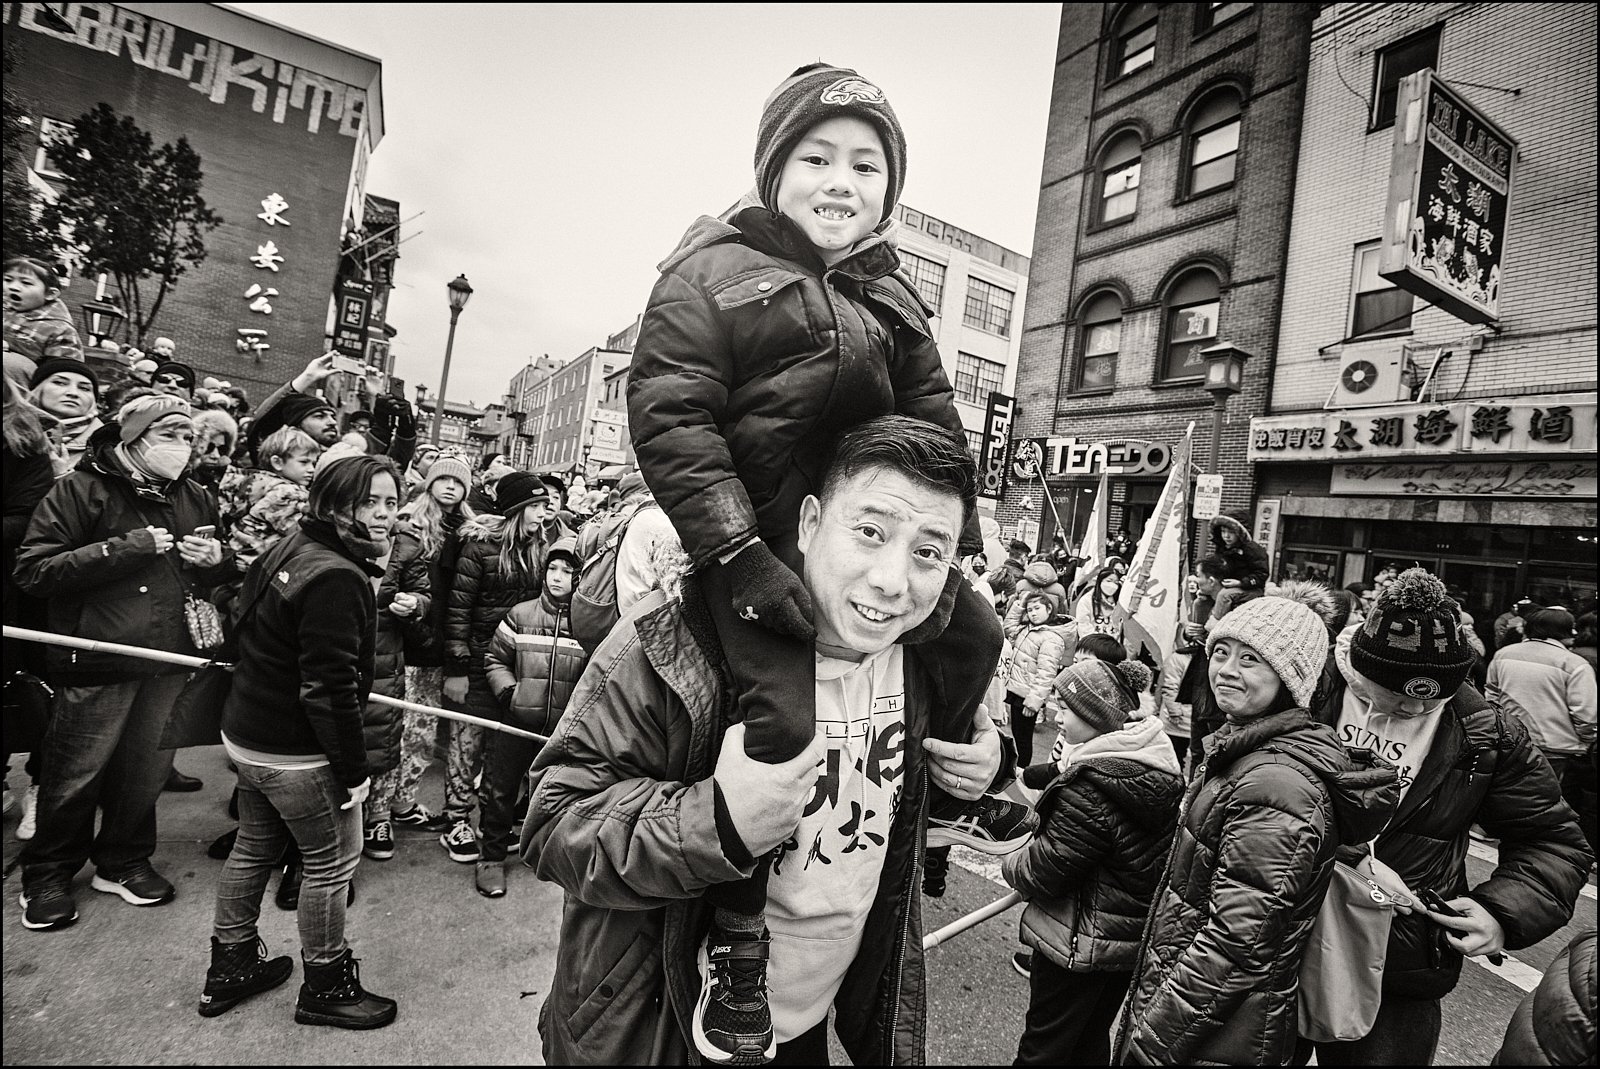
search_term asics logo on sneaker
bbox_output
[711,944,732,956]
[820,78,885,106]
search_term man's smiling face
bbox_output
[797,465,961,658]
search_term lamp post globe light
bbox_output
[1199,341,1251,479]
[431,273,474,445]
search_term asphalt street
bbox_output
[3,737,1594,1065]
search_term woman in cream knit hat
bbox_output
[1117,593,1400,1065]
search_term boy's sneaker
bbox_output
[363,820,395,861]
[1012,949,1033,979]
[19,885,78,931]
[91,861,176,906]
[926,796,1036,855]
[439,820,479,863]
[392,805,448,832]
[692,924,776,1064]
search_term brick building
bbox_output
[1006,2,1318,554]
[891,202,1029,522]
[532,346,628,475]
[6,2,384,401]
[1254,2,1597,629]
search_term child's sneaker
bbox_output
[923,844,951,898]
[439,820,479,863]
[362,820,395,861]
[926,795,1035,854]
[392,804,448,832]
[692,923,776,1064]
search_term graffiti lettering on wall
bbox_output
[5,3,366,139]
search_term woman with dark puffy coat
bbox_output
[1005,656,1183,1065]
[1116,593,1400,1066]
[437,471,566,863]
[1492,930,1595,1066]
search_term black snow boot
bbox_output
[198,936,293,1017]
[294,949,397,1030]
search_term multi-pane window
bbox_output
[1196,2,1251,32]
[963,278,1014,337]
[964,428,985,465]
[1113,4,1158,78]
[1371,26,1441,130]
[1098,133,1141,224]
[1078,292,1122,390]
[33,117,73,177]
[900,250,947,310]
[1350,242,1414,337]
[954,352,1005,406]
[1187,91,1240,195]
[1161,270,1221,381]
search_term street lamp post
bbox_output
[431,274,474,446]
[1199,341,1252,476]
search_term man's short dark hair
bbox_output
[308,454,400,524]
[480,452,505,471]
[820,415,976,522]
[1196,555,1227,580]
[1525,608,1576,642]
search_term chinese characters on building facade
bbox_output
[1380,69,1516,325]
[1248,397,1595,462]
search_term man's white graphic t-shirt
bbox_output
[766,644,906,1043]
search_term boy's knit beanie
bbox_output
[1349,568,1475,700]
[30,355,99,395]
[1207,594,1331,708]
[1055,658,1152,735]
[423,456,473,495]
[754,62,906,225]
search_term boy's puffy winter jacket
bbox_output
[1492,930,1596,1066]
[484,592,588,736]
[1003,716,1183,973]
[628,205,976,566]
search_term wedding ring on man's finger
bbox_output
[953,775,963,792]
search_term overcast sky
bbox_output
[232,3,1062,407]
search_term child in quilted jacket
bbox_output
[475,538,585,899]
[1006,657,1182,1065]
[221,426,320,577]
[1005,592,1071,767]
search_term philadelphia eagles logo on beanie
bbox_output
[820,78,886,105]
[1350,568,1475,698]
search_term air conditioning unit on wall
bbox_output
[1324,352,1414,409]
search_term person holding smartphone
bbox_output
[1300,569,1592,1067]
[14,393,231,932]
[245,354,417,472]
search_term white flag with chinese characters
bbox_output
[1115,428,1192,667]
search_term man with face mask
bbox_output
[1300,568,1591,1067]
[13,393,234,932]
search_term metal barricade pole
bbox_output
[922,890,1023,951]
[2,626,547,743]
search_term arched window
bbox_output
[1186,89,1241,195]
[1161,269,1220,382]
[1097,132,1142,224]
[1078,292,1123,390]
[1111,4,1158,79]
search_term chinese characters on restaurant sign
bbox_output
[1247,397,1595,462]
[1380,69,1517,325]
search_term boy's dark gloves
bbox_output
[725,541,815,640]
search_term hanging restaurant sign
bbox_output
[1011,436,1171,480]
[1380,69,1517,326]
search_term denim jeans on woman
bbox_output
[213,761,360,962]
